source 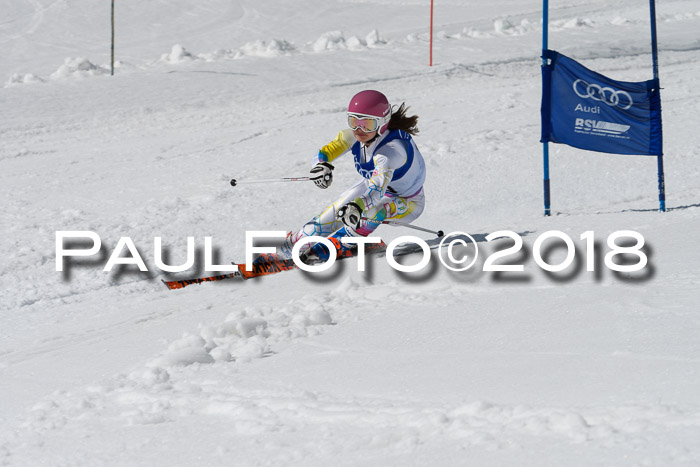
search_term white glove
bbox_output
[337,202,363,230]
[310,162,334,189]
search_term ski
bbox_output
[162,239,388,290]
[161,271,243,290]
[236,238,389,280]
[237,256,299,280]
[161,258,298,290]
[162,233,496,290]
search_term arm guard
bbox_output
[316,129,355,164]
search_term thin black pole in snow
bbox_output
[429,0,434,66]
[110,0,115,76]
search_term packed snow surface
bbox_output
[2,0,700,466]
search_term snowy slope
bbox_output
[2,0,700,465]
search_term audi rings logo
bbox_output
[573,79,633,110]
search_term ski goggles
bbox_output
[348,113,383,133]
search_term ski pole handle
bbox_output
[363,217,444,237]
[230,176,312,186]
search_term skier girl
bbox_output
[282,89,427,260]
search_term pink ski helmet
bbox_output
[347,90,392,135]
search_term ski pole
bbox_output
[230,176,311,187]
[363,217,444,237]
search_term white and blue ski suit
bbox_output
[288,127,427,248]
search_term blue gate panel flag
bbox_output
[541,50,662,156]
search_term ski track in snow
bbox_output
[4,279,700,465]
